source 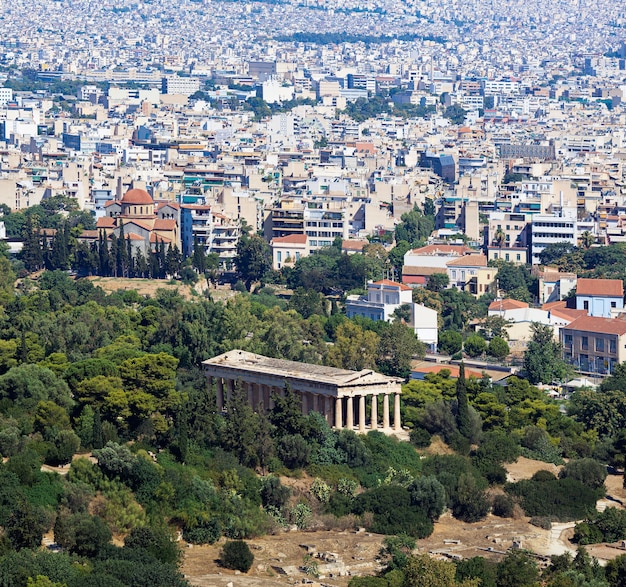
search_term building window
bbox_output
[582,336,588,350]
[583,300,589,311]
[516,254,521,261]
[610,339,617,353]
[611,301,617,308]
[277,251,282,263]
[596,338,604,352]
[564,334,572,344]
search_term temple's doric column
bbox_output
[247,382,254,406]
[335,397,343,429]
[312,393,319,413]
[216,378,224,411]
[269,385,278,411]
[359,395,366,433]
[394,393,402,431]
[226,378,234,403]
[346,396,354,430]
[371,394,378,430]
[383,393,390,429]
[301,392,309,415]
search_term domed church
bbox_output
[93,187,179,255]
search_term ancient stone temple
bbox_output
[202,350,403,433]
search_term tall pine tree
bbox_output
[456,362,471,440]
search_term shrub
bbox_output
[409,427,431,448]
[492,494,515,518]
[182,517,221,545]
[506,475,601,522]
[529,516,552,529]
[464,334,487,358]
[559,458,607,490]
[573,508,626,545]
[487,336,510,359]
[221,540,254,572]
[354,485,434,538]
[573,521,604,544]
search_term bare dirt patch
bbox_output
[86,276,237,303]
[505,456,562,483]
[182,530,385,587]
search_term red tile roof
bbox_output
[447,254,488,267]
[563,315,626,336]
[402,275,427,285]
[372,279,412,291]
[402,266,448,277]
[576,278,624,297]
[342,239,368,251]
[409,244,474,256]
[549,308,587,321]
[122,188,153,205]
[271,234,308,245]
[153,219,177,230]
[96,217,116,228]
[489,298,529,311]
[412,364,484,379]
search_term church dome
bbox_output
[121,188,153,205]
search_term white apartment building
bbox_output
[531,211,577,264]
[161,76,201,96]
[0,87,14,106]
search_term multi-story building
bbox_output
[212,213,240,270]
[271,234,309,270]
[270,200,348,251]
[561,316,626,377]
[161,76,201,96]
[346,280,438,350]
[446,254,496,297]
[575,278,624,318]
[531,211,577,264]
[180,204,213,258]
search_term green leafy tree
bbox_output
[487,336,510,359]
[327,322,380,371]
[394,205,435,246]
[235,234,272,291]
[439,331,462,356]
[221,540,254,572]
[6,499,49,550]
[427,273,449,292]
[496,550,539,587]
[463,334,487,358]
[223,383,261,468]
[408,475,447,520]
[524,322,569,385]
[377,322,426,378]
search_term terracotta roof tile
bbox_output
[489,298,529,311]
[576,278,624,297]
[447,254,488,267]
[409,244,474,256]
[271,234,308,245]
[372,279,412,291]
[563,315,626,336]
[96,217,116,228]
[153,219,177,230]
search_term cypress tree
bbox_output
[456,362,471,439]
[21,215,44,271]
[92,408,104,450]
[192,235,206,273]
